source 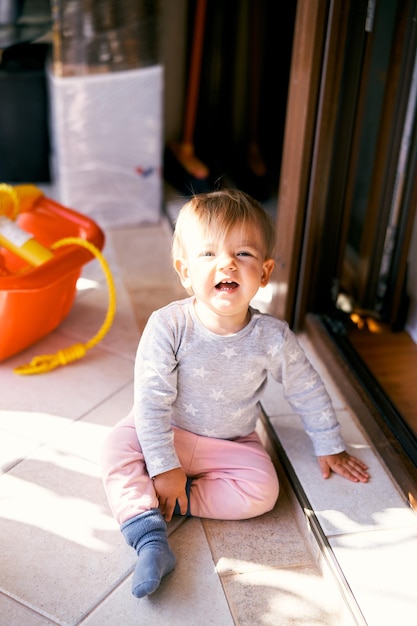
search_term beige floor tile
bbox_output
[0,383,133,474]
[0,593,57,626]
[109,219,186,334]
[220,566,346,626]
[0,409,69,473]
[44,383,134,464]
[75,235,122,286]
[82,518,234,626]
[109,221,181,291]
[59,274,140,361]
[0,446,135,625]
[204,489,314,574]
[269,410,416,535]
[1,337,133,417]
[329,527,417,626]
[0,429,39,474]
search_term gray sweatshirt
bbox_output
[134,297,345,478]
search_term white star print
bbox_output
[231,408,244,420]
[321,408,334,420]
[304,378,316,390]
[244,370,257,381]
[151,456,166,470]
[185,403,197,416]
[193,366,207,378]
[222,347,237,359]
[211,389,223,400]
[268,344,280,357]
[287,349,299,364]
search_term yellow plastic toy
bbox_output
[0,215,54,266]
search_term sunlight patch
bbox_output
[253,282,274,304]
[76,276,101,291]
[0,468,114,552]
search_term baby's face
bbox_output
[175,218,274,329]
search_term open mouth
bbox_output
[215,280,239,291]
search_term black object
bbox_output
[0,42,51,182]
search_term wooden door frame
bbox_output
[293,0,354,327]
[271,0,370,328]
[273,0,417,329]
[271,0,330,326]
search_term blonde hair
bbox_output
[172,189,275,263]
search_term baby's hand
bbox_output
[153,467,188,521]
[318,451,369,483]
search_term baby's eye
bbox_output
[237,251,252,257]
[200,251,215,257]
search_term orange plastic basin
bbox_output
[0,195,105,362]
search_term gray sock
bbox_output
[121,509,176,598]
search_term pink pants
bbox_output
[101,413,279,525]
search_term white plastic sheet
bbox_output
[48,64,163,228]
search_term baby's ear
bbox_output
[260,258,275,287]
[174,257,191,289]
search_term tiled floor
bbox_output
[1,193,417,625]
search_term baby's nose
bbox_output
[218,253,236,270]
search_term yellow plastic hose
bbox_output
[0,183,44,218]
